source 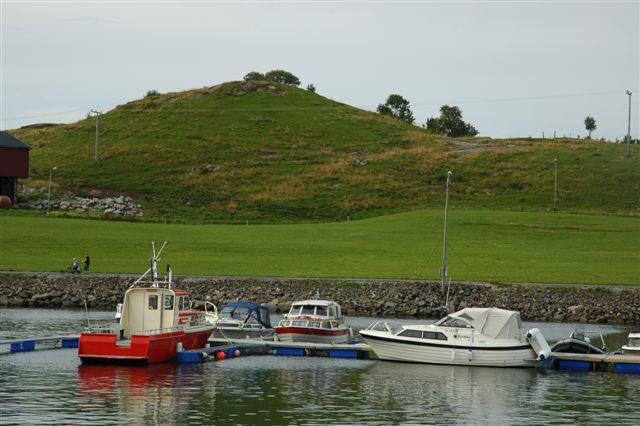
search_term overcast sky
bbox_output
[1,1,638,139]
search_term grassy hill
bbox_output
[11,80,640,223]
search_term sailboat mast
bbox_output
[441,171,452,292]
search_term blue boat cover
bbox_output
[220,302,272,328]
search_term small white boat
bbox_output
[360,307,537,368]
[622,332,640,354]
[275,300,353,344]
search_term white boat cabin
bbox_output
[284,300,342,320]
[117,286,204,339]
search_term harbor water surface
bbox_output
[1,308,639,424]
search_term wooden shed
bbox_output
[0,131,31,205]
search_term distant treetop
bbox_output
[424,105,478,137]
[243,71,265,82]
[377,94,415,124]
[264,70,300,86]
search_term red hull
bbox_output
[78,329,213,364]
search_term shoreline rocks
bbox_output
[20,195,143,217]
[0,273,638,325]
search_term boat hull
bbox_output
[78,328,213,364]
[212,328,275,340]
[361,330,537,368]
[276,327,351,344]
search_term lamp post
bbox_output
[553,158,557,211]
[626,91,632,158]
[47,166,57,213]
[89,109,102,164]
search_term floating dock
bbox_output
[0,335,80,353]
[544,352,640,374]
[190,338,373,362]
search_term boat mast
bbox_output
[440,171,452,293]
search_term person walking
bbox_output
[83,253,91,272]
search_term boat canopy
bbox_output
[449,308,523,340]
[220,302,272,328]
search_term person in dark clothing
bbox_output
[83,253,90,272]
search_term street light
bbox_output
[47,166,58,213]
[88,109,103,164]
[626,90,632,158]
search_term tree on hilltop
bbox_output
[264,70,300,86]
[424,105,478,137]
[243,71,265,81]
[306,83,316,93]
[377,94,415,124]
[584,116,597,139]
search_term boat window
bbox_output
[280,320,290,327]
[290,305,302,315]
[177,297,183,311]
[398,329,422,338]
[308,321,321,328]
[292,320,306,327]
[322,321,331,329]
[327,307,335,317]
[164,295,174,310]
[434,316,473,328]
[148,295,158,310]
[315,306,327,316]
[190,315,203,326]
[629,337,640,347]
[301,305,314,315]
[423,331,448,341]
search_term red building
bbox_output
[0,131,31,205]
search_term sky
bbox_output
[1,0,638,139]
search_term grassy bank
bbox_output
[1,210,638,285]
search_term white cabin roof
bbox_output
[629,332,640,338]
[449,307,523,340]
[292,300,339,307]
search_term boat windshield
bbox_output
[434,316,473,328]
[219,306,249,320]
[629,337,640,347]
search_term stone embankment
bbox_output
[20,196,143,217]
[0,273,638,325]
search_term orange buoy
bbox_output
[216,351,226,361]
[233,349,240,358]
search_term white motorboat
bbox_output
[360,307,537,367]
[211,302,275,340]
[275,300,353,344]
[622,332,640,354]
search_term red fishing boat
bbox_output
[78,241,215,364]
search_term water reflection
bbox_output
[2,308,639,424]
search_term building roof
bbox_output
[0,131,31,150]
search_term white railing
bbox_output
[83,324,117,334]
[131,326,183,336]
[365,320,394,333]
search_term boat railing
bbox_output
[83,324,118,335]
[131,326,183,336]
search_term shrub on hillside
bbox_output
[424,105,478,137]
[264,70,300,86]
[145,90,160,98]
[377,94,415,124]
[243,71,265,81]
[306,83,316,93]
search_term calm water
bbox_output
[1,308,639,425]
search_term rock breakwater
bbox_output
[1,273,638,325]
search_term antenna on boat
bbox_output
[440,171,453,294]
[167,264,173,289]
[83,299,91,327]
[150,240,169,287]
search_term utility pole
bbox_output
[89,109,102,164]
[47,166,57,213]
[441,171,452,293]
[553,158,557,211]
[626,91,632,158]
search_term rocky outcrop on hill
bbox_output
[20,195,143,217]
[0,273,638,325]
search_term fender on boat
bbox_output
[527,328,550,360]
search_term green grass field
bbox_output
[1,210,638,285]
[11,81,639,223]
